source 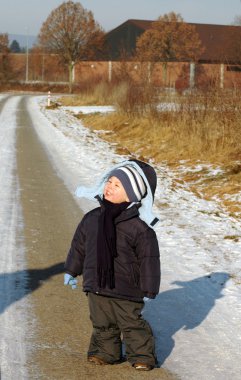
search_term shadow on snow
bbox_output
[143,271,230,366]
[0,265,229,366]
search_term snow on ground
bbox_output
[0,97,29,379]
[28,96,241,380]
[62,105,115,115]
[1,94,240,379]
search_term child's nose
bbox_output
[107,182,113,190]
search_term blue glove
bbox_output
[64,273,78,289]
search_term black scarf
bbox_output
[97,198,130,289]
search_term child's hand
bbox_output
[64,273,78,289]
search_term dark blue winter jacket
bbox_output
[65,202,160,302]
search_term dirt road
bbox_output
[15,95,177,379]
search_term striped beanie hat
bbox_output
[109,165,146,202]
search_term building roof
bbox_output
[106,19,241,63]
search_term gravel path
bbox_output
[15,95,177,380]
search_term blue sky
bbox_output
[0,0,241,36]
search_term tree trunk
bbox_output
[68,61,74,94]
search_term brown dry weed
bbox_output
[58,88,241,218]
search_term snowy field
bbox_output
[30,96,241,380]
[0,94,241,379]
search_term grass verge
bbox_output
[57,83,241,218]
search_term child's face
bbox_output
[104,176,129,204]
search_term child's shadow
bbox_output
[143,272,230,365]
[0,262,64,315]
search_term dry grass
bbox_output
[73,110,241,163]
[58,84,241,218]
[58,82,129,106]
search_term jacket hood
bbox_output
[75,159,159,228]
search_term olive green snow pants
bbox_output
[87,292,156,366]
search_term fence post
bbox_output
[220,63,224,89]
[108,61,112,82]
[148,62,151,83]
[189,62,195,89]
[47,91,51,107]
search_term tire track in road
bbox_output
[0,95,28,379]
[0,95,9,111]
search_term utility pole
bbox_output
[42,53,45,81]
[25,28,29,82]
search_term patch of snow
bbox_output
[223,192,241,203]
[62,105,115,115]
[5,93,241,378]
[157,102,179,112]
[19,95,241,379]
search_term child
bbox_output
[64,159,161,371]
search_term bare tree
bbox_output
[135,12,204,85]
[0,34,10,83]
[0,33,9,53]
[38,1,105,92]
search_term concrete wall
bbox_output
[1,53,241,90]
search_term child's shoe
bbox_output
[87,355,109,365]
[133,362,154,371]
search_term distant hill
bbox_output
[9,34,38,49]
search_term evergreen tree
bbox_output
[10,40,21,53]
